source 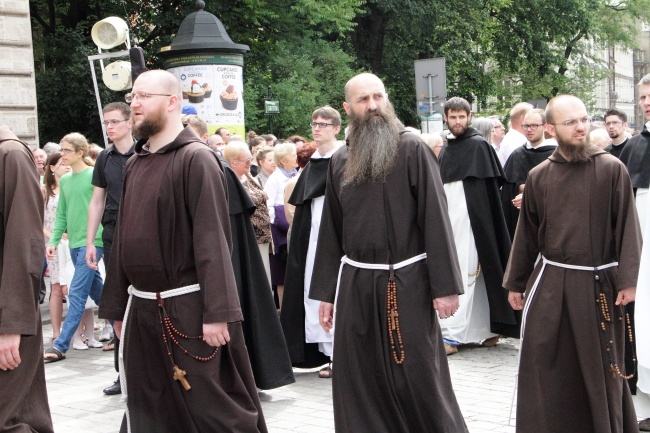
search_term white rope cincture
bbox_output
[508,256,618,426]
[119,284,201,433]
[330,253,427,338]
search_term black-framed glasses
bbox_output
[125,92,172,103]
[102,119,128,126]
[522,123,544,130]
[553,116,592,128]
[605,121,623,127]
[311,122,334,129]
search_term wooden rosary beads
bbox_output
[597,291,635,380]
[157,297,219,391]
[387,272,405,365]
[160,314,219,362]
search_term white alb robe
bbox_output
[440,181,497,344]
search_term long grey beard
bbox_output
[343,104,400,185]
[558,136,599,163]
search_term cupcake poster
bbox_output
[214,65,242,113]
[167,63,245,129]
[169,65,215,118]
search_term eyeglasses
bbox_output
[553,116,592,128]
[311,122,335,129]
[605,121,623,127]
[522,123,544,130]
[102,119,128,126]
[60,148,76,154]
[125,92,172,103]
[238,157,254,164]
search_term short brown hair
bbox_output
[103,102,130,118]
[312,106,341,127]
[444,97,471,116]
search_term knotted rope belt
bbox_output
[521,256,618,338]
[119,284,204,433]
[333,253,427,365]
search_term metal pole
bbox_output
[268,86,273,134]
[89,57,108,148]
[87,50,131,148]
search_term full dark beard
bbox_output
[557,136,599,163]
[132,109,165,139]
[343,102,400,185]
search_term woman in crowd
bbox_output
[263,141,298,309]
[42,152,71,341]
[255,146,276,188]
[248,136,266,177]
[472,117,495,144]
[421,133,444,158]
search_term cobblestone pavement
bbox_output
[38,302,650,433]
[41,303,522,433]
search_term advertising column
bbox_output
[165,53,245,136]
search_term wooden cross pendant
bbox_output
[173,365,191,391]
[390,310,399,331]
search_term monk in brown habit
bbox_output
[98,70,267,433]
[0,126,54,432]
[504,95,641,433]
[310,73,467,432]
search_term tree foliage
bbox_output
[28,0,650,142]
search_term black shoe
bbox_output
[640,418,650,432]
[62,297,67,304]
[103,379,121,395]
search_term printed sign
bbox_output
[265,100,280,114]
[166,54,245,136]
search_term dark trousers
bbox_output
[39,259,47,303]
[103,221,120,373]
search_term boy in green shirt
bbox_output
[44,133,103,362]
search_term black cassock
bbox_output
[499,143,556,240]
[220,157,295,390]
[439,128,520,338]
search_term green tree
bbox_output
[490,0,650,106]
[29,0,363,143]
[348,0,510,125]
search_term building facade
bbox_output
[0,0,39,146]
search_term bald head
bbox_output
[343,73,389,118]
[134,70,182,111]
[344,73,386,103]
[545,95,586,125]
[509,102,534,131]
